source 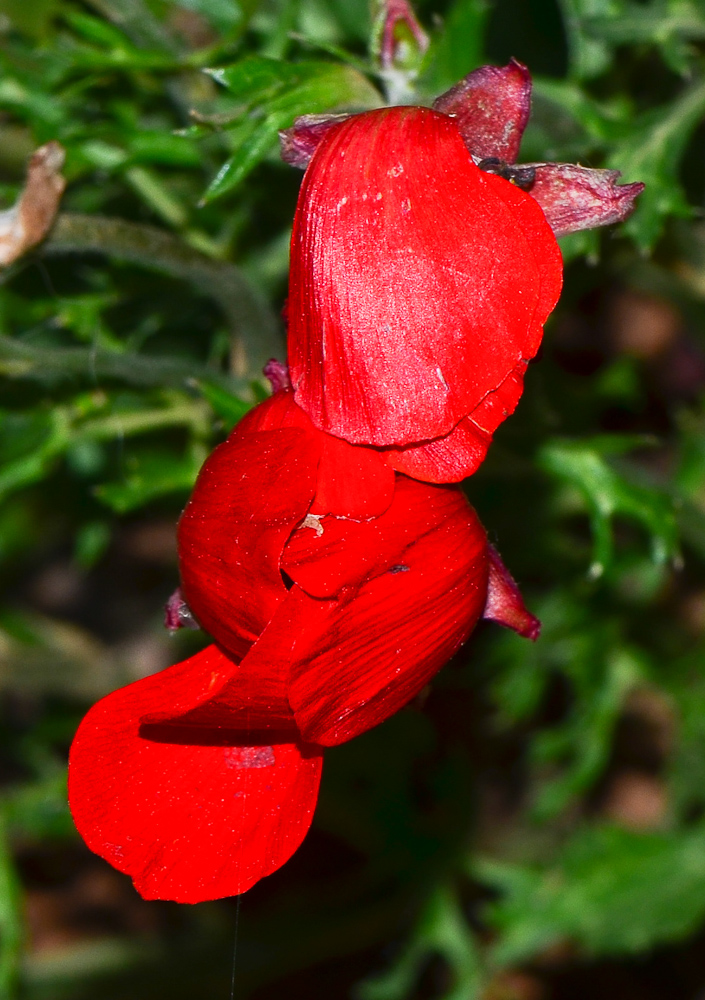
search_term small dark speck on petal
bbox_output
[389,564,410,574]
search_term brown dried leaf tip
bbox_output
[0,141,66,267]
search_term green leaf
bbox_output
[585,1,705,76]
[3,771,73,842]
[206,55,330,106]
[84,0,181,54]
[0,0,58,39]
[556,0,621,80]
[195,380,253,430]
[357,883,482,1000]
[0,810,22,999]
[532,78,629,144]
[488,590,647,819]
[477,824,705,964]
[0,408,71,503]
[202,58,381,200]
[73,519,112,569]
[177,0,245,35]
[203,117,283,202]
[127,132,203,167]
[539,436,680,578]
[420,0,490,96]
[608,78,705,251]
[94,449,202,512]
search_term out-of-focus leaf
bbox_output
[556,0,616,79]
[357,884,482,1000]
[125,165,189,227]
[0,0,58,39]
[0,810,22,999]
[84,0,181,54]
[0,408,71,502]
[539,436,680,578]
[3,771,73,842]
[477,824,705,964]
[0,609,121,699]
[489,591,647,819]
[127,132,203,168]
[94,448,203,512]
[420,0,489,95]
[44,214,282,378]
[177,0,245,35]
[73,519,112,569]
[586,1,705,76]
[609,78,705,251]
[532,78,628,144]
[194,379,253,430]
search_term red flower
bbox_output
[69,391,538,901]
[176,389,495,744]
[282,62,643,483]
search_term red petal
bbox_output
[387,363,526,482]
[283,473,466,597]
[231,386,310,436]
[144,612,299,731]
[311,431,395,518]
[178,424,319,658]
[287,484,489,744]
[69,645,323,903]
[237,390,394,518]
[432,59,531,163]
[483,544,540,639]
[289,106,562,449]
[527,163,645,237]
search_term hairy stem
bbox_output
[0,336,244,393]
[43,213,283,380]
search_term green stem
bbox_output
[81,400,210,440]
[0,336,245,393]
[43,214,283,380]
[0,809,23,1000]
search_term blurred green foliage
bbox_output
[1,0,705,998]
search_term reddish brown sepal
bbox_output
[483,544,540,640]
[263,358,291,392]
[432,59,531,163]
[164,587,200,631]
[527,163,645,237]
[279,114,351,170]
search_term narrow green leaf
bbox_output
[203,61,380,200]
[94,451,202,512]
[195,380,253,430]
[608,78,705,250]
[539,436,679,577]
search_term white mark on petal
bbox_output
[300,513,324,536]
[224,746,275,769]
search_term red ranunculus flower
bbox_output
[69,390,538,902]
[282,61,643,483]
